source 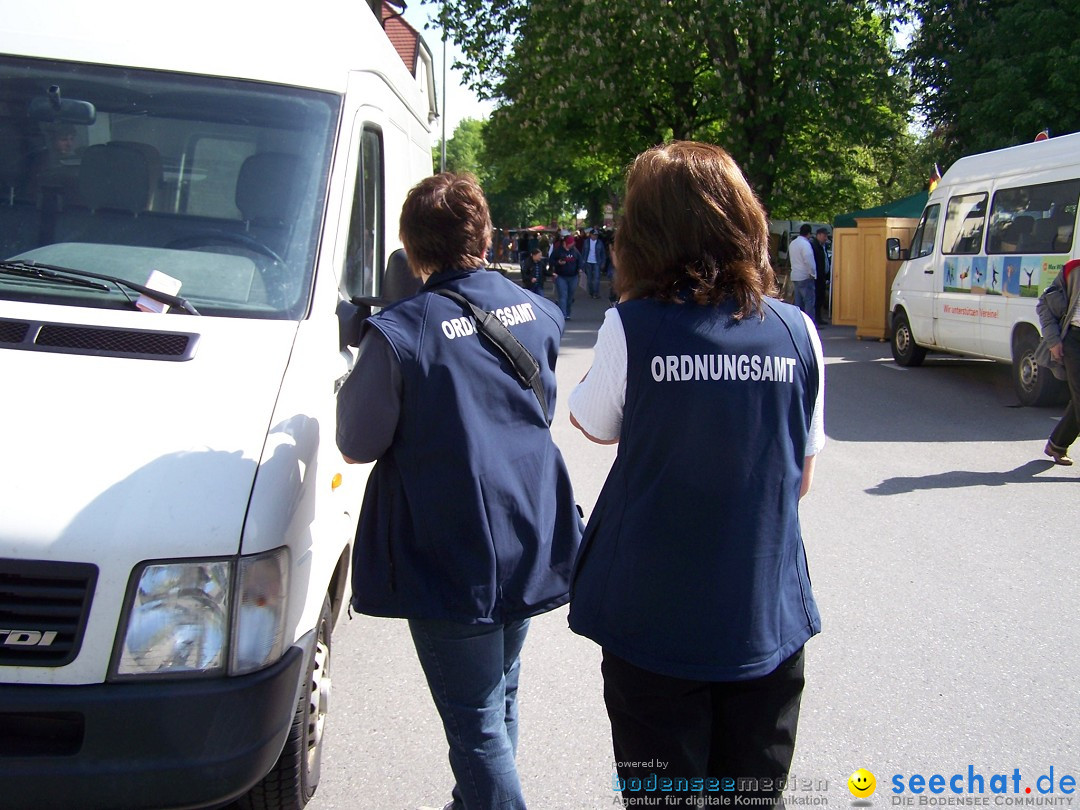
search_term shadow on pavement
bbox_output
[866,458,1075,495]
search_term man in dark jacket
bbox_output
[811,227,830,326]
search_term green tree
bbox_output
[432,117,486,175]
[426,0,912,220]
[907,0,1080,168]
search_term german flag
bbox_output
[928,164,942,192]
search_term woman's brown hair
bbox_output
[614,141,775,319]
[399,172,492,277]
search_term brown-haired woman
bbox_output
[337,172,582,810]
[568,142,826,809]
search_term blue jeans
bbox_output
[409,618,531,810]
[555,274,576,318]
[792,278,816,320]
[584,262,601,297]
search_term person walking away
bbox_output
[1037,258,1080,465]
[567,141,825,810]
[583,227,608,299]
[523,247,546,294]
[811,227,830,326]
[788,223,817,320]
[336,172,583,810]
[552,232,583,319]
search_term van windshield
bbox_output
[0,56,338,319]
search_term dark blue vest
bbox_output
[568,297,821,680]
[351,268,583,623]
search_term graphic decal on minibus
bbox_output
[944,255,1063,297]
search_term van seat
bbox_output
[55,142,166,247]
[1033,218,1057,252]
[235,152,299,253]
[1013,214,1035,252]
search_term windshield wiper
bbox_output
[0,260,201,315]
[0,262,110,292]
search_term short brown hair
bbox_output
[399,172,492,276]
[614,141,775,319]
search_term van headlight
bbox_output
[113,548,289,679]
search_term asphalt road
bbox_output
[309,276,1080,810]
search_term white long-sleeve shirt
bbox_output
[788,235,817,282]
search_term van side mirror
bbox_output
[886,238,908,262]
[336,298,372,350]
[337,249,421,350]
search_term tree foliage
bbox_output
[425,0,914,221]
[433,117,485,175]
[907,0,1080,169]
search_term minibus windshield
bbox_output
[0,56,338,319]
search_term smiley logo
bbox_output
[848,768,876,798]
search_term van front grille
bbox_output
[0,318,197,361]
[0,560,98,667]
[0,320,29,344]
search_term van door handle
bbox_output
[924,269,934,274]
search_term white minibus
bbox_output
[887,132,1079,405]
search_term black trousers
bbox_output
[1048,327,1080,453]
[814,274,828,324]
[603,647,805,809]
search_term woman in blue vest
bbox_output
[568,142,825,809]
[336,172,582,810]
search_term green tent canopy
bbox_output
[832,191,928,229]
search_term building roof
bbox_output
[382,1,420,73]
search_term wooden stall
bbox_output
[830,192,927,339]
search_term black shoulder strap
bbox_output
[432,288,551,425]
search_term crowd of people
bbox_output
[504,227,618,319]
[337,141,824,810]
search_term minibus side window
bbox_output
[910,204,940,258]
[942,193,987,255]
[986,179,1080,254]
[343,127,384,299]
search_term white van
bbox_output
[0,2,435,808]
[887,132,1079,405]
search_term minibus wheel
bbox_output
[891,311,926,367]
[239,595,332,810]
[1013,330,1068,407]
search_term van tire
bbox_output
[891,311,927,367]
[1013,330,1068,407]
[238,595,332,810]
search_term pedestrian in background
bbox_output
[551,231,583,319]
[811,227,830,326]
[788,223,817,320]
[336,172,582,810]
[1037,257,1080,465]
[568,141,825,810]
[523,247,545,294]
[582,227,608,299]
